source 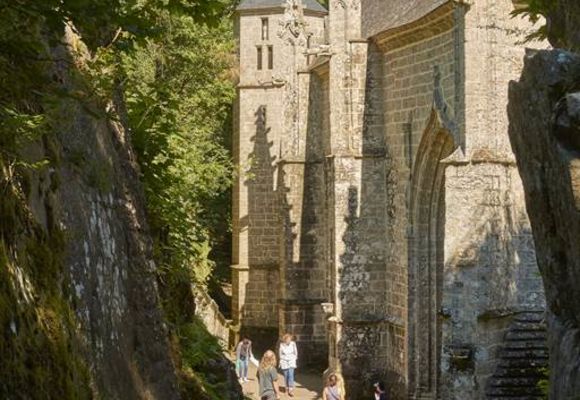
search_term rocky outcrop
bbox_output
[1,16,245,398]
[538,0,580,50]
[508,48,580,398]
[2,27,197,399]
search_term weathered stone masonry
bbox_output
[233,1,547,399]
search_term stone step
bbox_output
[513,313,545,323]
[500,348,549,359]
[488,376,543,388]
[486,386,544,396]
[509,322,547,332]
[504,330,547,341]
[498,358,548,369]
[486,314,548,399]
[502,341,547,350]
[492,367,548,379]
[486,319,548,398]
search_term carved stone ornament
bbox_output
[278,0,307,44]
[335,0,360,10]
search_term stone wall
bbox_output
[278,68,329,366]
[372,1,546,398]
[195,288,232,348]
[234,2,549,399]
[376,9,457,398]
[321,0,395,395]
[441,160,544,399]
[441,2,546,398]
[233,86,283,329]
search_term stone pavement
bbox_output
[240,362,322,400]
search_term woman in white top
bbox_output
[279,333,298,397]
[323,372,345,400]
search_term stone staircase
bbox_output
[486,312,548,399]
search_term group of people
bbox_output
[235,333,299,398]
[235,334,388,400]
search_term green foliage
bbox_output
[120,12,235,285]
[511,0,558,42]
[119,15,237,397]
[174,318,230,399]
[537,367,549,398]
[1,0,238,397]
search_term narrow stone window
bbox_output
[267,46,273,70]
[261,18,269,41]
[257,46,263,70]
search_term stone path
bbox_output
[240,362,322,400]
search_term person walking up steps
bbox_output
[257,350,280,400]
[323,372,345,400]
[235,337,253,383]
[279,333,298,397]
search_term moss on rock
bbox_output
[0,157,92,399]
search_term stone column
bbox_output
[325,0,390,396]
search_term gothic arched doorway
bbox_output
[408,115,455,399]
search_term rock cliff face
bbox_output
[0,27,238,398]
[0,31,181,399]
[55,51,181,400]
[508,48,580,398]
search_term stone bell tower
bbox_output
[232,0,327,359]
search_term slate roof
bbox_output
[363,0,449,38]
[237,0,327,13]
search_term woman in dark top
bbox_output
[235,337,253,383]
[257,350,280,400]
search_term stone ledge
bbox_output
[477,308,545,321]
[442,148,518,166]
[236,7,327,18]
[278,158,325,165]
[279,298,328,306]
[237,82,285,89]
[328,315,405,328]
[326,152,388,159]
[231,263,279,271]
[349,38,369,44]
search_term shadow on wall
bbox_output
[335,42,397,399]
[240,105,279,348]
[276,70,329,368]
[407,123,454,398]
[406,124,545,399]
[439,180,546,399]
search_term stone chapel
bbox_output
[232,0,547,398]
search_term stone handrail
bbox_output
[194,287,235,349]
